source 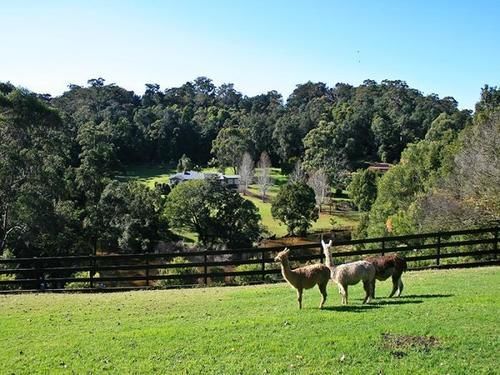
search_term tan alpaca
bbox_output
[274,248,331,309]
[321,240,376,305]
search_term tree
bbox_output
[95,181,169,253]
[0,88,73,257]
[417,105,500,230]
[256,151,272,201]
[211,126,248,173]
[307,169,330,212]
[289,160,306,183]
[177,154,193,172]
[238,152,254,195]
[165,180,261,249]
[365,112,466,237]
[271,182,318,236]
[348,169,379,211]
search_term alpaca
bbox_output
[321,240,376,305]
[274,248,331,309]
[364,254,407,298]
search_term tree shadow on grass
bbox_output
[322,304,381,313]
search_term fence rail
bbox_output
[0,226,498,293]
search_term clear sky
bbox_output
[1,0,499,109]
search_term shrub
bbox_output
[0,273,16,290]
[156,257,199,287]
[233,261,281,285]
[65,271,98,289]
[207,266,226,285]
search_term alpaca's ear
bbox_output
[328,240,332,247]
[321,239,326,247]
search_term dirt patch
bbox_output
[381,333,440,357]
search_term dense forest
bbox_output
[0,77,498,259]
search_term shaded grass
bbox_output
[0,267,498,374]
[117,164,175,189]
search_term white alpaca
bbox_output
[321,240,376,305]
[274,248,331,309]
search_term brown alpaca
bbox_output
[364,254,407,298]
[274,248,331,309]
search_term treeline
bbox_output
[51,77,467,179]
[1,77,498,260]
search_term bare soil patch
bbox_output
[381,333,440,358]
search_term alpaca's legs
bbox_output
[339,285,348,305]
[389,274,400,297]
[318,282,328,309]
[372,279,377,299]
[297,288,303,309]
[362,280,372,304]
[396,278,404,297]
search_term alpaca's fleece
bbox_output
[332,260,375,285]
[365,254,407,281]
[288,264,331,289]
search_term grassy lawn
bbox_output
[1,267,498,374]
[117,164,175,189]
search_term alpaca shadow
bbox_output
[322,304,380,313]
[371,299,423,306]
[400,294,454,299]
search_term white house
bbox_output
[169,171,240,189]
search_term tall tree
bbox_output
[271,182,318,236]
[348,169,379,212]
[256,151,272,201]
[211,126,248,173]
[238,152,254,195]
[0,89,72,256]
[307,169,330,213]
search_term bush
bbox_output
[156,257,199,287]
[0,273,16,290]
[65,271,98,289]
[208,266,226,285]
[233,261,282,285]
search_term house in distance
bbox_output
[169,170,240,189]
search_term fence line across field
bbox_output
[0,226,498,293]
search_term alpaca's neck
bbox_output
[324,248,336,271]
[280,258,298,286]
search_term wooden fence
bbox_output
[0,226,498,293]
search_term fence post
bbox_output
[494,228,498,259]
[145,252,150,287]
[204,251,208,285]
[261,250,266,281]
[436,234,441,266]
[89,255,95,289]
[34,257,45,291]
[381,239,385,256]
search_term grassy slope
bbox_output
[1,267,498,374]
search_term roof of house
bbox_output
[367,162,393,172]
[169,171,240,182]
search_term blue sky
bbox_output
[1,0,499,109]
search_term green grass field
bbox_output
[1,267,498,374]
